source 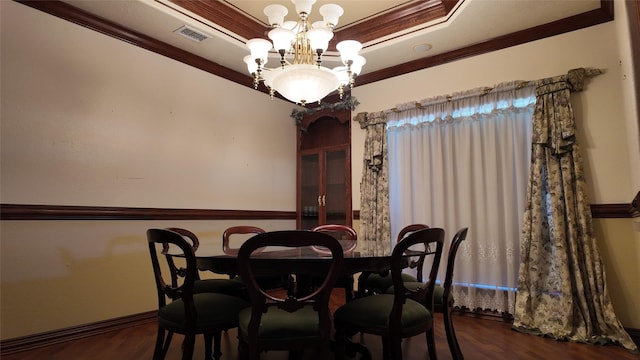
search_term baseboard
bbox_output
[626,327,640,349]
[0,311,157,356]
[453,309,639,348]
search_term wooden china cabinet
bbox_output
[296,108,352,229]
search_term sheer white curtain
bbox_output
[386,81,535,314]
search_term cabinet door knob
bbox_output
[322,195,326,206]
[318,195,322,206]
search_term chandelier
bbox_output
[243,0,366,106]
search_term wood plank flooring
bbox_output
[3,290,638,360]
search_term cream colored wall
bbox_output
[0,1,296,210]
[0,1,296,339]
[351,0,639,328]
[593,219,640,327]
[2,0,639,341]
[0,220,295,338]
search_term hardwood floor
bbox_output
[3,290,638,360]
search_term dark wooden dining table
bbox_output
[190,244,431,298]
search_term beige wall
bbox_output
[0,1,297,339]
[351,0,639,328]
[0,2,297,210]
[592,219,640,328]
[0,220,295,338]
[1,0,638,341]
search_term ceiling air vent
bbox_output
[173,25,210,43]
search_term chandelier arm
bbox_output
[344,59,355,88]
[278,49,287,68]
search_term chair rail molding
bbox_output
[0,203,633,220]
[0,203,634,220]
[0,204,295,220]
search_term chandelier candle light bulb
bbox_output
[244,0,365,105]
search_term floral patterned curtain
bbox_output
[513,68,638,353]
[356,111,391,255]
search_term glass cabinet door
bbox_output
[299,148,348,229]
[296,111,351,229]
[300,153,320,229]
[325,149,347,225]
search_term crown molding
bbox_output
[14,0,614,90]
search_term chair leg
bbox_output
[380,336,388,359]
[153,327,170,360]
[337,329,369,359]
[238,333,260,360]
[203,333,213,359]
[333,327,346,360]
[182,334,196,360]
[287,349,304,360]
[249,344,260,360]
[356,272,372,297]
[381,335,402,360]
[425,327,438,360]
[238,338,249,360]
[213,332,222,360]
[443,308,463,360]
[344,278,354,302]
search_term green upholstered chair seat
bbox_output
[364,272,418,294]
[194,278,247,298]
[386,283,450,312]
[238,305,323,342]
[333,294,432,337]
[159,293,249,331]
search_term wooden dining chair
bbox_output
[385,227,469,360]
[359,224,430,296]
[236,230,344,360]
[312,224,358,301]
[222,225,266,256]
[333,227,444,360]
[147,228,250,360]
[311,224,358,254]
[223,226,287,291]
[164,227,247,299]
